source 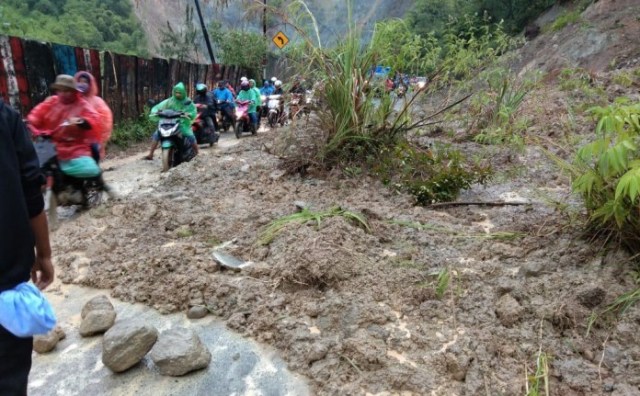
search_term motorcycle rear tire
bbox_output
[268,114,276,128]
[162,148,173,172]
[235,122,241,139]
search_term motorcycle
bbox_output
[215,100,235,134]
[193,104,218,147]
[153,109,196,172]
[266,94,285,128]
[289,93,305,120]
[234,99,256,139]
[31,122,108,227]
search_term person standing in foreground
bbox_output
[0,99,55,395]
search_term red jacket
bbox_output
[27,94,100,161]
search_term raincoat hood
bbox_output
[73,71,99,97]
[173,82,188,100]
[249,79,256,86]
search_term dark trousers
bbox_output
[0,325,32,396]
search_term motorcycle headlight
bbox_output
[261,95,266,102]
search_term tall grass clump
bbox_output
[266,0,508,203]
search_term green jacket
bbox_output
[150,82,196,137]
[250,79,262,107]
[237,88,258,114]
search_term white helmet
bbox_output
[275,80,282,87]
[270,77,277,83]
[240,76,248,83]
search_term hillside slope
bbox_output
[516,0,640,73]
[131,0,414,60]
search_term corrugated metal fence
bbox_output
[0,35,248,122]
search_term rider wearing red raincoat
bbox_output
[74,71,113,159]
[27,74,101,178]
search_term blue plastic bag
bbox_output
[0,282,57,338]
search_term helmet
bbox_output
[240,81,250,90]
[196,83,207,93]
[240,76,248,83]
[271,77,277,83]
[275,80,282,87]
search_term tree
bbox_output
[157,5,200,61]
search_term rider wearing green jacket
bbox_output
[236,81,259,128]
[145,82,198,160]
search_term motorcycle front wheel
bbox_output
[235,122,242,139]
[162,148,174,172]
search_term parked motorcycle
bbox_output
[193,104,218,147]
[215,100,235,134]
[153,109,196,172]
[266,94,285,128]
[234,99,256,139]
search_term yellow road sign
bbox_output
[272,31,289,49]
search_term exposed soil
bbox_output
[50,2,640,394]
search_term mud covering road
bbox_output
[48,109,640,395]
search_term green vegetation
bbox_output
[569,99,640,251]
[548,9,582,32]
[109,107,156,148]
[258,206,370,245]
[157,5,199,62]
[526,351,550,396]
[374,142,491,205]
[435,267,451,299]
[409,0,556,36]
[208,21,268,77]
[0,0,149,56]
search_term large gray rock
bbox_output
[102,322,158,373]
[80,295,116,337]
[150,327,211,376]
[33,326,66,354]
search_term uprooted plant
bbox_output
[258,206,370,246]
[261,0,507,204]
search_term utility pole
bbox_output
[263,0,267,81]
[194,0,216,64]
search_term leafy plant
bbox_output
[110,106,156,147]
[258,206,370,245]
[208,21,268,76]
[374,142,492,205]
[157,4,200,62]
[435,267,451,299]
[569,98,640,251]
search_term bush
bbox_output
[109,107,156,148]
[373,141,491,205]
[570,99,640,252]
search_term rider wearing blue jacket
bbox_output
[212,80,235,126]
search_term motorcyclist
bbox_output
[193,83,216,133]
[290,78,306,94]
[27,74,102,179]
[212,80,235,128]
[249,79,262,126]
[74,71,113,161]
[260,80,274,96]
[273,80,284,95]
[144,82,198,160]
[236,81,258,129]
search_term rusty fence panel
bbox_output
[0,35,242,121]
